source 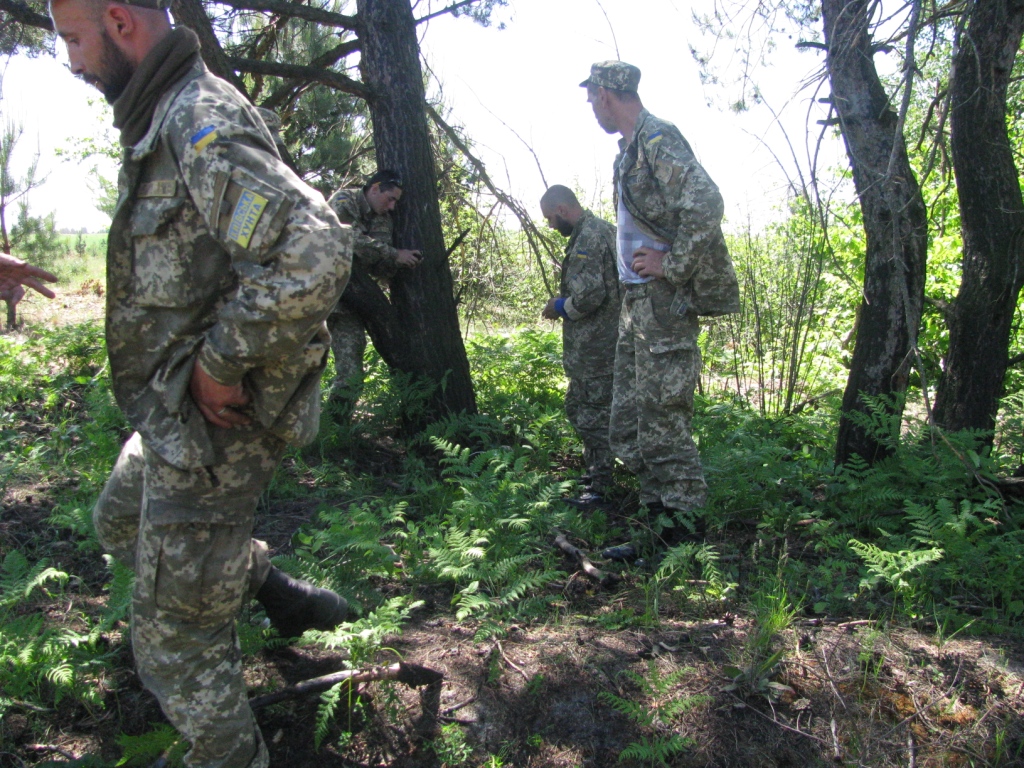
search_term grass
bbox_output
[2,301,1024,765]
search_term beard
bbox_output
[554,215,574,238]
[83,30,136,103]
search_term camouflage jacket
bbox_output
[559,211,622,378]
[107,59,352,470]
[614,109,739,317]
[326,188,398,280]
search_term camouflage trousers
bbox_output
[609,281,708,513]
[326,302,367,410]
[93,428,285,768]
[564,373,614,492]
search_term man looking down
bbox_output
[49,0,354,764]
[539,184,622,506]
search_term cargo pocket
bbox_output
[131,195,193,307]
[642,280,698,354]
[656,348,701,412]
[152,522,250,624]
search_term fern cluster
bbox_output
[420,438,571,621]
[0,551,114,710]
[599,661,707,766]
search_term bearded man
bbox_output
[539,184,621,504]
[49,0,353,765]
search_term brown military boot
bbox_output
[255,567,348,637]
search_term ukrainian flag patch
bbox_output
[190,125,219,153]
[576,249,589,258]
[647,131,664,146]
[227,188,268,248]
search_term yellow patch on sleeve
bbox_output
[227,188,268,249]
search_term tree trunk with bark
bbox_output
[355,0,476,420]
[932,0,1024,436]
[822,0,929,466]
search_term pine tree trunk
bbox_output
[933,0,1024,436]
[822,0,929,465]
[356,0,476,421]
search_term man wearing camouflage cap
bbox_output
[581,61,739,558]
[326,169,422,415]
[539,185,622,504]
[50,0,353,764]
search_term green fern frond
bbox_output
[314,681,345,749]
[116,723,182,766]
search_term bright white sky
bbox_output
[0,0,853,232]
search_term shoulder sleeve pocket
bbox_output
[212,169,294,260]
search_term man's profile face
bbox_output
[587,87,617,135]
[541,205,574,238]
[52,0,136,102]
[366,183,403,216]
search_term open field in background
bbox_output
[3,255,1024,767]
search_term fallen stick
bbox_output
[553,532,620,587]
[249,662,443,710]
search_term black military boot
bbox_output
[255,567,348,638]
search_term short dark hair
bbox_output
[540,185,581,210]
[364,168,403,193]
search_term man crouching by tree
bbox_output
[539,185,622,507]
[49,0,353,765]
[581,61,739,561]
[326,170,422,417]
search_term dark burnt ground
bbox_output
[5,472,1024,768]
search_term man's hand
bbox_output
[190,356,252,429]
[542,297,561,320]
[396,249,422,268]
[0,253,58,298]
[631,247,666,279]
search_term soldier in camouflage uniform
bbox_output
[539,185,622,501]
[51,1,353,765]
[326,170,421,411]
[581,61,739,556]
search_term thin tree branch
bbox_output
[425,102,559,295]
[0,0,53,31]
[592,0,620,59]
[415,0,479,25]
[229,57,370,99]
[171,0,249,96]
[259,38,363,110]
[219,0,357,29]
[249,662,443,709]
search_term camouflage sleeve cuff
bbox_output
[663,249,700,288]
[196,342,249,387]
[562,296,584,321]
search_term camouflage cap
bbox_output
[579,61,641,93]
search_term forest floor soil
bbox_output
[4,297,1024,767]
[4,479,1024,768]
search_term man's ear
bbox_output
[106,4,135,40]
